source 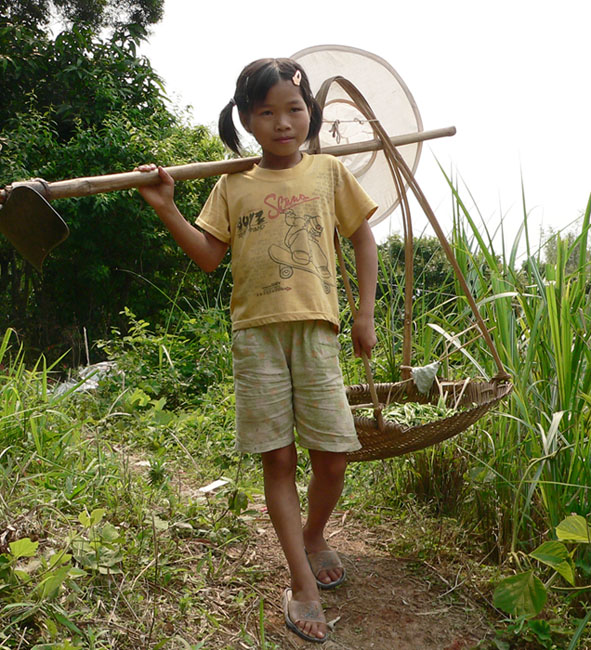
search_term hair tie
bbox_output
[229,97,236,107]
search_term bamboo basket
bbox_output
[309,76,512,462]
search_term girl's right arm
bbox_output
[136,164,229,272]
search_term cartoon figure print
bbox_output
[268,209,333,293]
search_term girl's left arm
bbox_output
[348,219,378,358]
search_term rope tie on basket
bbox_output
[325,117,378,144]
[329,120,342,143]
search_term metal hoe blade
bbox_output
[0,186,69,271]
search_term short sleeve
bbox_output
[195,176,231,244]
[333,159,378,238]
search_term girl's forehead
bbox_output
[257,79,306,105]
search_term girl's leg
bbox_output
[261,443,326,640]
[303,449,348,585]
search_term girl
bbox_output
[136,57,378,643]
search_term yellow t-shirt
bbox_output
[196,153,377,330]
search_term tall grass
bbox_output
[0,317,257,648]
[341,178,591,565]
[444,179,591,552]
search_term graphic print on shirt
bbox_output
[268,208,333,295]
[236,209,265,238]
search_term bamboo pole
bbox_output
[0,127,455,204]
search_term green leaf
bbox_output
[67,567,88,578]
[527,619,553,642]
[493,570,547,618]
[78,511,91,528]
[100,522,122,542]
[9,538,39,560]
[530,541,575,585]
[52,608,85,637]
[13,569,30,581]
[79,508,106,528]
[49,552,72,568]
[36,565,69,599]
[556,514,591,543]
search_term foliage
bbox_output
[0,22,228,361]
[447,187,591,552]
[338,176,591,648]
[0,0,164,32]
[490,514,591,649]
[543,227,589,275]
[97,306,232,409]
[0,22,170,139]
[338,233,455,385]
[0,318,253,648]
[494,514,590,619]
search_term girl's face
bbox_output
[241,79,311,170]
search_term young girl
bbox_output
[136,57,378,643]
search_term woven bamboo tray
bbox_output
[346,379,513,462]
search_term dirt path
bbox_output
[234,505,494,649]
[130,455,496,648]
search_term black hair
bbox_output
[218,58,323,155]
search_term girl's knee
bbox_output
[309,450,347,481]
[261,443,298,478]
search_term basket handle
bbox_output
[335,233,385,432]
[312,75,511,383]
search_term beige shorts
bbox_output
[231,320,360,454]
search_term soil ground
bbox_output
[220,501,495,649]
[125,456,498,649]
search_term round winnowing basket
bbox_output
[345,379,513,462]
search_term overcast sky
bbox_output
[138,0,591,251]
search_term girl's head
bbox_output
[218,58,323,155]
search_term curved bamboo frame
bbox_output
[309,76,512,462]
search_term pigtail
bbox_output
[305,94,323,143]
[218,100,242,155]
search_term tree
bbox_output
[543,227,589,277]
[0,22,228,363]
[0,0,164,32]
[378,234,455,313]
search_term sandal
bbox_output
[307,549,347,590]
[282,588,328,643]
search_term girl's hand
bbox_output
[351,312,377,358]
[135,163,175,212]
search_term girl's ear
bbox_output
[239,112,251,134]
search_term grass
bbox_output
[1,183,591,648]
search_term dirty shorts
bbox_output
[231,320,360,454]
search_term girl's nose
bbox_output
[275,113,290,130]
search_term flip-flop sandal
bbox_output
[307,549,347,590]
[282,588,328,644]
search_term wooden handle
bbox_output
[0,127,455,204]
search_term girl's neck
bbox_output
[258,150,303,170]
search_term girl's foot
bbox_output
[303,529,346,588]
[306,548,346,589]
[283,588,327,643]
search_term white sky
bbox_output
[138,0,591,250]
